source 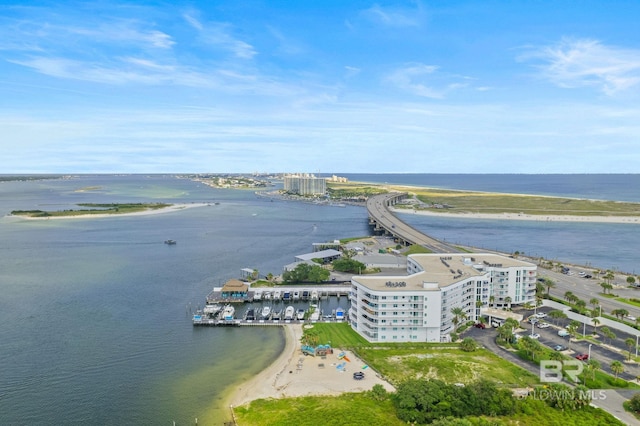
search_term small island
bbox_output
[10,203,173,218]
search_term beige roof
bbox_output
[221,279,249,292]
[353,253,535,292]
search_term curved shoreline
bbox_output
[5,203,210,220]
[227,324,395,414]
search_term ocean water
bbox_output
[1,174,639,425]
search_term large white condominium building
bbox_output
[283,174,326,195]
[349,253,537,343]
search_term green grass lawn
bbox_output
[303,322,371,348]
[234,393,404,426]
[357,346,539,387]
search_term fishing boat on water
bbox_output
[296,308,306,320]
[284,306,295,320]
[311,290,319,301]
[335,307,345,321]
[222,305,235,321]
[273,290,282,300]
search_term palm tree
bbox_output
[451,307,467,329]
[564,291,575,302]
[590,298,599,309]
[625,337,636,361]
[575,299,587,310]
[586,359,601,381]
[610,360,624,380]
[591,317,600,334]
[504,296,512,310]
[544,278,556,296]
[549,310,567,325]
[489,295,495,308]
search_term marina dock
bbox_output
[205,285,351,305]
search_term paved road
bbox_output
[366,193,460,252]
[466,327,640,425]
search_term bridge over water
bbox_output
[366,193,460,253]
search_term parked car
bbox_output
[626,315,637,322]
[528,317,539,324]
[558,329,569,337]
[535,312,548,318]
[537,322,550,329]
[583,274,593,279]
[553,345,568,351]
[575,353,589,361]
[474,322,486,329]
[530,333,541,339]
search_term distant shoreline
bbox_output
[6,203,210,220]
[390,207,640,224]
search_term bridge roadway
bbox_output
[366,193,460,253]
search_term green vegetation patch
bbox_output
[11,203,172,217]
[405,187,640,217]
[402,244,433,255]
[234,393,404,426]
[302,322,370,348]
[357,346,539,387]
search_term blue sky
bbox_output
[2,1,640,173]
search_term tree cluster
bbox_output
[332,258,366,273]
[281,263,330,284]
[392,379,516,424]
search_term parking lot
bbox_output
[516,306,640,382]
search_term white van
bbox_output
[558,329,569,337]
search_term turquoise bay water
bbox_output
[2,174,639,425]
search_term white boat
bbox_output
[335,307,345,321]
[263,291,271,300]
[261,305,271,319]
[310,310,320,321]
[254,291,262,301]
[222,305,235,321]
[283,291,291,301]
[311,290,319,301]
[296,308,306,320]
[293,291,300,300]
[203,304,221,316]
[272,309,282,320]
[273,290,282,300]
[284,306,295,320]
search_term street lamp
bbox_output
[588,343,592,360]
[636,334,639,358]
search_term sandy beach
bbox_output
[390,207,640,224]
[5,202,210,220]
[229,324,395,410]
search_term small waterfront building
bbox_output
[220,279,249,300]
[349,253,537,343]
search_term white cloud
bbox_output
[360,2,424,28]
[194,21,257,59]
[521,38,640,95]
[387,64,443,98]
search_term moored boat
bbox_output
[284,306,295,320]
[296,308,305,320]
[273,290,282,300]
[260,305,271,319]
[335,307,345,321]
[311,290,319,301]
[222,305,235,321]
